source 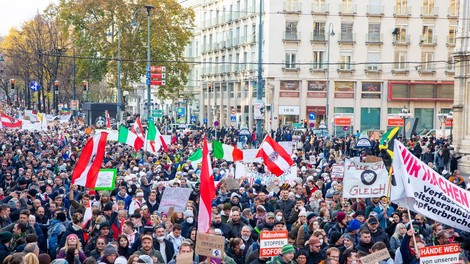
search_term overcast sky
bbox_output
[0,0,58,36]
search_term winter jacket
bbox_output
[48,219,66,259]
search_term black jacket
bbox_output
[154,239,175,263]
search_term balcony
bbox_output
[247,34,257,44]
[420,35,437,47]
[232,37,240,47]
[446,62,455,75]
[418,64,436,75]
[393,6,411,17]
[309,61,327,73]
[365,64,382,73]
[311,3,329,15]
[392,64,409,74]
[282,60,301,72]
[311,32,327,43]
[337,62,355,72]
[283,1,302,14]
[338,33,356,44]
[447,36,456,47]
[421,6,438,18]
[392,34,410,46]
[366,5,384,17]
[365,34,383,45]
[283,31,301,43]
[339,4,357,16]
[448,7,459,18]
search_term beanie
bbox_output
[329,231,342,244]
[56,212,66,222]
[342,233,356,244]
[348,219,361,232]
[336,211,346,222]
[184,209,194,218]
[0,231,13,244]
[281,244,295,255]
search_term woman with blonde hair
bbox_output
[24,253,39,264]
[127,254,139,264]
[390,223,407,253]
[57,234,87,262]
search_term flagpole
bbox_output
[386,167,393,201]
[405,200,419,254]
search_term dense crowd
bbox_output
[0,111,469,264]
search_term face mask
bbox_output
[186,217,194,224]
[319,239,324,245]
[240,244,246,250]
[275,216,283,221]
[156,176,160,180]
[242,236,250,241]
[157,236,165,242]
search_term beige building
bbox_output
[182,0,459,136]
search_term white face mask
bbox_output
[242,236,250,241]
[186,217,194,224]
[319,239,324,245]
[240,244,246,250]
[275,216,283,221]
[157,236,165,242]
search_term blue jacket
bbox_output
[47,219,66,259]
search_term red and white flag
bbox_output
[105,111,111,129]
[1,113,22,128]
[71,132,108,188]
[156,126,168,152]
[256,135,294,176]
[131,117,145,140]
[198,135,216,233]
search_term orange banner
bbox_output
[334,117,351,126]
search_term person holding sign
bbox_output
[267,244,296,264]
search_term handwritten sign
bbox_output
[157,187,192,213]
[225,178,240,190]
[360,248,391,264]
[176,252,193,264]
[195,233,225,259]
[94,169,117,190]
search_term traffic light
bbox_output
[10,79,15,91]
[82,80,88,91]
[54,80,59,91]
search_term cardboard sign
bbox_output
[195,233,225,259]
[157,187,192,213]
[363,155,383,163]
[330,164,344,179]
[360,248,391,264]
[259,230,288,257]
[419,244,460,264]
[176,252,193,264]
[94,169,117,190]
[225,178,240,191]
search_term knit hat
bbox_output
[0,231,12,244]
[137,255,153,264]
[99,222,111,230]
[329,231,342,244]
[342,233,356,244]
[307,212,317,223]
[307,236,320,245]
[28,189,38,197]
[298,210,307,217]
[348,219,362,232]
[184,210,194,218]
[281,244,295,255]
[103,202,113,211]
[104,244,117,257]
[336,211,346,222]
[114,256,128,264]
[56,212,66,222]
[295,249,308,259]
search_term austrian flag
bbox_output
[72,132,108,188]
[1,113,22,128]
[256,135,294,176]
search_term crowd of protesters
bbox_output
[0,108,469,264]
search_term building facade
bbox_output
[183,0,459,135]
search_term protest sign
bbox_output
[260,230,288,257]
[157,187,192,213]
[343,160,388,198]
[242,149,262,163]
[235,162,298,185]
[419,244,460,264]
[94,169,117,190]
[176,253,193,264]
[278,141,293,154]
[195,233,225,259]
[225,178,240,190]
[360,248,391,264]
[391,140,470,232]
[330,164,345,179]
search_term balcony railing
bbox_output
[282,60,300,71]
[310,61,327,71]
[338,33,355,43]
[283,31,301,42]
[311,3,329,14]
[311,32,326,42]
[421,6,438,17]
[447,36,456,46]
[420,35,437,46]
[392,34,410,45]
[366,34,383,44]
[448,7,459,18]
[367,5,384,16]
[283,1,302,13]
[339,4,357,15]
[394,5,411,17]
[365,64,382,72]
[337,61,355,71]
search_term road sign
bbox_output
[190,116,197,122]
[214,121,219,127]
[150,80,166,86]
[203,117,208,124]
[150,73,166,79]
[292,123,302,128]
[150,66,166,73]
[309,122,314,128]
[308,112,317,120]
[29,81,41,92]
[177,108,185,116]
[152,109,163,117]
[231,108,236,115]
[71,100,79,111]
[343,126,349,131]
[230,115,237,122]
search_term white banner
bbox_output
[242,149,262,163]
[21,121,43,131]
[235,162,298,185]
[343,159,388,198]
[391,140,470,232]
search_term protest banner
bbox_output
[343,160,388,198]
[195,233,225,259]
[94,169,117,190]
[391,140,470,232]
[242,149,262,163]
[419,244,460,264]
[157,187,192,213]
[330,163,345,179]
[235,162,298,185]
[225,178,240,190]
[360,248,391,264]
[278,141,293,154]
[260,230,288,257]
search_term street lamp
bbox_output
[437,111,447,139]
[398,106,411,143]
[133,4,155,122]
[326,23,335,133]
[447,111,453,144]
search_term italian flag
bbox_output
[188,149,202,169]
[146,119,168,153]
[212,140,243,162]
[118,125,144,151]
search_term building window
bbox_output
[393,25,409,44]
[394,51,407,70]
[447,53,456,72]
[361,82,381,99]
[415,108,434,131]
[448,26,457,45]
[312,0,328,12]
[366,52,381,71]
[449,0,459,16]
[285,52,298,69]
[284,0,299,11]
[421,52,434,71]
[422,0,435,15]
[360,108,381,131]
[395,0,409,15]
[313,22,326,41]
[285,21,298,40]
[312,50,325,69]
[367,23,381,42]
[339,52,353,70]
[341,0,355,13]
[421,25,435,44]
[340,23,354,42]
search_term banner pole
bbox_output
[386,167,393,200]
[404,199,419,254]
